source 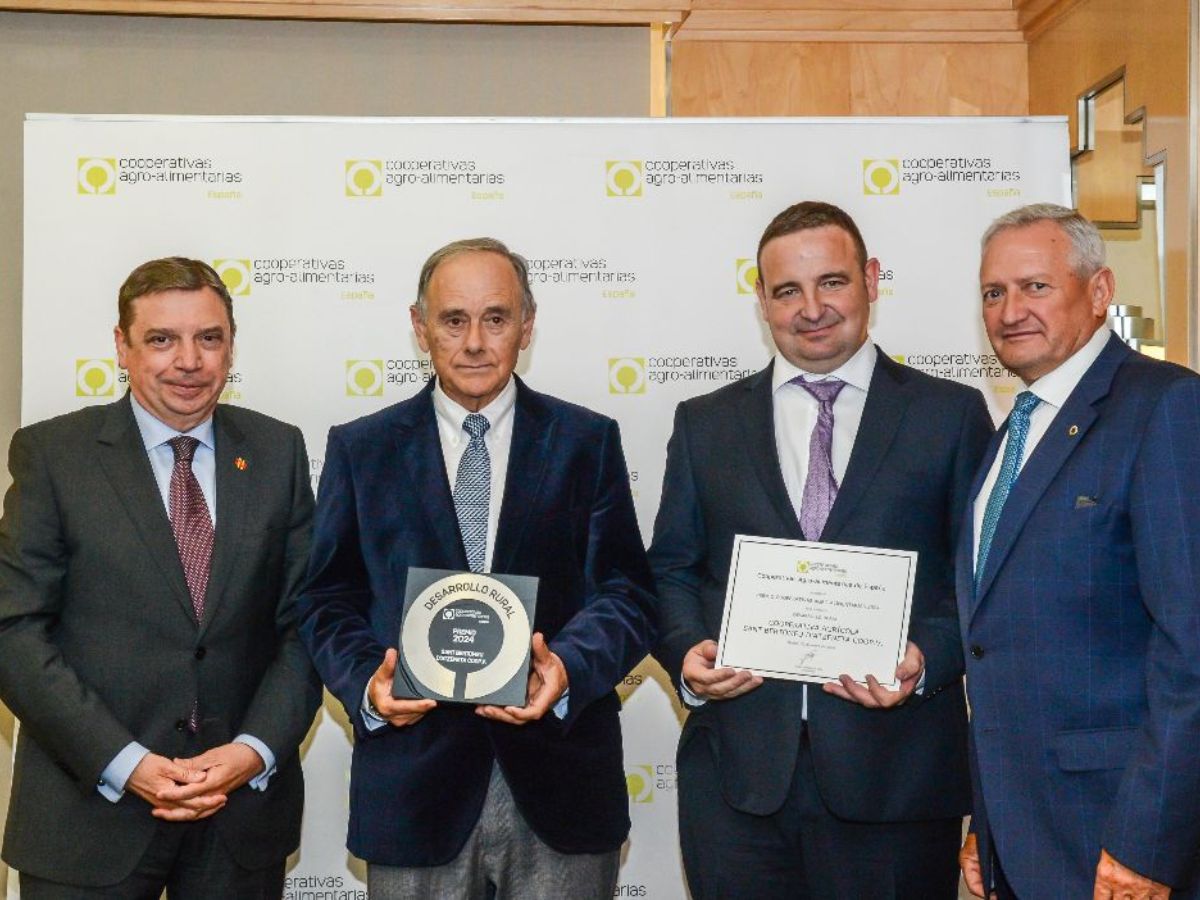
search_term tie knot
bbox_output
[794,376,845,406]
[463,413,490,441]
[1011,390,1041,421]
[168,436,200,463]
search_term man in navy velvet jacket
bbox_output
[297,237,655,898]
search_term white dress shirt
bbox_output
[98,395,274,802]
[972,325,1112,571]
[684,340,879,715]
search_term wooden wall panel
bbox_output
[672,41,1027,117]
[1027,0,1190,362]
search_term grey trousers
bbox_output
[368,764,620,900]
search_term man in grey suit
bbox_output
[0,258,321,897]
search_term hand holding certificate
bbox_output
[716,535,916,692]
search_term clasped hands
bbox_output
[680,638,925,708]
[127,741,265,822]
[367,632,567,729]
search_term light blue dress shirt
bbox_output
[96,395,276,802]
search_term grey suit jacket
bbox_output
[0,394,321,886]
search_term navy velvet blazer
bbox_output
[649,349,993,822]
[960,334,1200,898]
[297,377,656,867]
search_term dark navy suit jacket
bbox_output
[650,350,993,822]
[297,377,655,867]
[959,334,1200,898]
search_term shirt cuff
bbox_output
[233,734,276,791]
[97,741,150,802]
[915,669,927,696]
[361,684,388,732]
[680,679,707,708]
[552,689,570,720]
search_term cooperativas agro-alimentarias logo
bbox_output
[76,358,116,397]
[735,258,759,295]
[605,161,644,198]
[212,259,252,296]
[345,160,383,198]
[862,159,900,196]
[345,359,384,397]
[625,765,653,803]
[77,158,117,195]
[608,358,647,395]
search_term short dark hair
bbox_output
[118,257,236,337]
[756,201,869,274]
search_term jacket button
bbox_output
[970,645,985,660]
[175,719,187,731]
[194,646,206,660]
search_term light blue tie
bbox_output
[453,413,491,573]
[975,390,1041,588]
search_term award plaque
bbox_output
[393,567,539,707]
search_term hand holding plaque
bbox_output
[394,567,539,707]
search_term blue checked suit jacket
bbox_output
[958,333,1200,898]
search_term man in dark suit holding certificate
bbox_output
[297,237,655,898]
[0,257,320,896]
[649,201,993,899]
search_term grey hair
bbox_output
[981,203,1106,278]
[414,237,536,320]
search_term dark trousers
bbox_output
[20,817,285,900]
[677,726,962,900]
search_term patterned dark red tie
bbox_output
[168,437,213,731]
[168,436,214,623]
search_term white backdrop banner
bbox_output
[19,115,1069,900]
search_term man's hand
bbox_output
[822,640,924,708]
[126,752,224,822]
[165,742,265,809]
[369,648,437,727]
[476,632,567,725]
[681,639,762,701]
[959,833,994,899]
[1094,849,1170,899]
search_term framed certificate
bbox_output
[715,535,917,689]
[393,567,539,707]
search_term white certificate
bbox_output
[715,535,917,689]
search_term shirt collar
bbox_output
[1025,324,1112,410]
[771,338,877,395]
[433,375,518,445]
[129,392,215,454]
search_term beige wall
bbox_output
[0,12,648,889]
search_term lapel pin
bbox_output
[234,457,248,471]
[1068,425,1079,437]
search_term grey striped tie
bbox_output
[453,413,491,573]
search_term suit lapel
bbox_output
[396,382,468,570]
[493,378,556,574]
[972,335,1129,607]
[822,349,911,543]
[200,408,247,634]
[744,363,804,537]
[96,395,195,622]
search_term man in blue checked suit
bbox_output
[959,203,1200,900]
[297,237,655,899]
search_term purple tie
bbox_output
[795,377,845,540]
[168,436,214,623]
[168,436,213,731]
